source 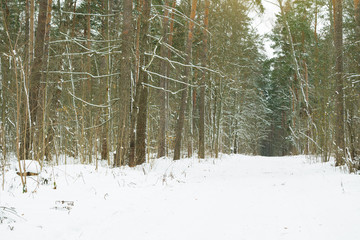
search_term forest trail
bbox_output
[1,155,360,240]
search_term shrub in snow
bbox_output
[0,206,22,230]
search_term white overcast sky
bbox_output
[250,0,280,57]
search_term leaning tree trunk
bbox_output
[173,0,197,160]
[333,0,345,166]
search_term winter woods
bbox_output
[0,0,359,173]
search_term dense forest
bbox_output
[0,0,359,173]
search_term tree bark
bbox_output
[129,0,143,166]
[198,0,209,159]
[166,0,176,156]
[157,0,170,158]
[333,0,345,166]
[99,0,111,162]
[173,0,197,160]
[42,0,54,162]
[114,0,133,166]
[135,0,151,165]
[28,0,49,160]
[20,0,32,160]
[86,0,92,164]
[355,0,360,25]
[214,79,222,158]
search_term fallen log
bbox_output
[16,160,41,177]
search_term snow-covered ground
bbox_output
[1,155,360,240]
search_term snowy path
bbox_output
[1,155,360,240]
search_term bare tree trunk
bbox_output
[115,0,133,166]
[87,0,93,164]
[352,0,360,169]
[166,0,176,156]
[30,0,35,62]
[129,0,143,167]
[100,2,111,163]
[173,0,197,160]
[304,60,310,154]
[333,0,345,166]
[1,1,27,189]
[38,0,52,163]
[355,0,360,28]
[29,0,49,160]
[198,0,209,159]
[71,0,77,37]
[135,0,151,166]
[214,79,222,158]
[1,55,7,190]
[20,0,31,160]
[211,83,217,157]
[99,0,111,162]
[157,0,170,158]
